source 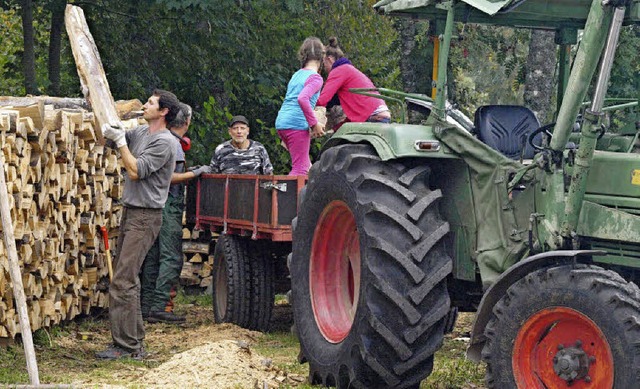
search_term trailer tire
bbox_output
[247,240,275,331]
[482,264,640,388]
[212,234,251,328]
[291,144,452,388]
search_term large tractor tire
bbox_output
[246,240,275,331]
[482,264,640,388]
[212,234,251,328]
[291,144,453,388]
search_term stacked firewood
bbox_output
[0,97,142,338]
[180,229,213,289]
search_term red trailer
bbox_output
[187,173,306,331]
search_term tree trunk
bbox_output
[523,29,556,123]
[47,0,67,96]
[20,0,40,95]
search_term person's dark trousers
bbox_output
[140,194,185,315]
[109,207,162,352]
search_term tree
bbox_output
[46,0,66,96]
[20,0,39,94]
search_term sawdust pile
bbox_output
[141,339,306,388]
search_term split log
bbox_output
[0,96,88,111]
[0,97,143,123]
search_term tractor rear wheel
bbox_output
[482,264,640,388]
[291,144,453,388]
[212,234,251,328]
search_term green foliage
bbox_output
[609,25,640,99]
[0,1,82,97]
[310,0,400,90]
[448,24,530,115]
[188,96,231,166]
[0,7,24,95]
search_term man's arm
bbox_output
[171,171,196,184]
[119,146,140,180]
[103,124,141,180]
[259,145,274,175]
[209,144,224,173]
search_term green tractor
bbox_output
[290,0,640,387]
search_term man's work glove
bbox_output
[101,122,127,148]
[188,165,211,177]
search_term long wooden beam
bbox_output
[0,152,39,384]
[64,5,120,139]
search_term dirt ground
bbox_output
[27,302,305,389]
[3,299,484,388]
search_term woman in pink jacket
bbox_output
[275,37,325,175]
[317,37,391,131]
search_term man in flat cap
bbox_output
[206,115,274,175]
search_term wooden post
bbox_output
[64,5,121,138]
[0,152,40,385]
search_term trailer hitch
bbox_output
[260,182,287,192]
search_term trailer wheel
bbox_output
[212,234,251,328]
[247,240,275,331]
[482,264,640,388]
[291,144,452,388]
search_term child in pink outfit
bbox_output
[275,37,325,176]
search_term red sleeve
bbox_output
[297,73,323,127]
[317,69,344,107]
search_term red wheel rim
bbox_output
[310,200,360,343]
[513,307,614,388]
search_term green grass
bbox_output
[254,331,308,376]
[275,294,289,304]
[424,356,485,388]
[175,289,213,307]
[0,347,29,383]
[253,314,486,389]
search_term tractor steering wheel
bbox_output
[528,123,555,151]
[529,120,604,151]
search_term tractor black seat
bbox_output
[474,105,542,160]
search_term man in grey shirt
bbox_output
[96,89,180,360]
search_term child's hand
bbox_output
[310,123,325,138]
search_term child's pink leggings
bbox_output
[278,129,311,175]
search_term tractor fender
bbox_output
[322,123,460,161]
[466,249,605,362]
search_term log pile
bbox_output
[0,97,142,338]
[180,252,214,289]
[180,229,213,289]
